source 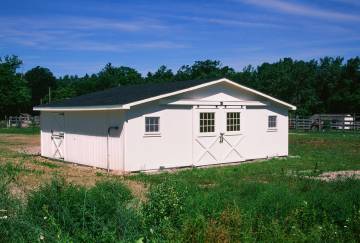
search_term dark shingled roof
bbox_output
[36,79,218,108]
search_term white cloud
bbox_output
[0,16,187,52]
[180,16,283,28]
[331,0,360,7]
[53,41,188,52]
[237,0,360,21]
[0,16,167,33]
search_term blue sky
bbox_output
[1,0,359,76]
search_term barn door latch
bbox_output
[219,133,224,143]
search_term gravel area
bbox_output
[314,170,360,181]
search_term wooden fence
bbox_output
[289,114,360,131]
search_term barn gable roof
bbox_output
[34,78,296,111]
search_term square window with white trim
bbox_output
[145,117,160,133]
[268,115,277,128]
[200,112,215,133]
[227,112,240,131]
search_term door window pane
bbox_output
[200,112,215,133]
[227,112,240,131]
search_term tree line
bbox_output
[0,55,359,118]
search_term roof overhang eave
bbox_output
[33,105,129,112]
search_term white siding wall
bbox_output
[40,110,125,170]
[240,107,288,159]
[124,83,289,171]
[125,103,193,171]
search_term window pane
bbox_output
[200,112,215,133]
[145,116,160,132]
[226,112,240,131]
[268,116,277,128]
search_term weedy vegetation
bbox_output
[0,131,359,242]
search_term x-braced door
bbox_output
[193,106,245,166]
[51,113,65,160]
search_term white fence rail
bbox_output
[289,114,360,132]
[6,116,40,128]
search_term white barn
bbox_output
[34,78,296,172]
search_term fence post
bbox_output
[295,115,298,130]
[354,113,356,132]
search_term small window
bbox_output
[200,112,215,133]
[227,112,240,131]
[145,117,160,133]
[268,115,277,128]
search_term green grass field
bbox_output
[0,132,359,242]
[131,132,360,241]
[0,127,40,135]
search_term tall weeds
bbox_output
[0,167,359,242]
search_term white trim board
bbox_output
[161,99,267,107]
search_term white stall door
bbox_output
[193,106,245,166]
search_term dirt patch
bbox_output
[304,139,329,147]
[0,134,40,155]
[313,170,360,181]
[0,134,148,201]
[3,156,112,200]
[0,134,40,146]
[123,180,148,202]
[17,146,41,155]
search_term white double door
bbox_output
[193,106,245,166]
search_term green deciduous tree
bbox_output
[24,66,57,106]
[254,58,320,115]
[97,63,143,90]
[146,65,174,83]
[175,60,235,81]
[0,55,30,118]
